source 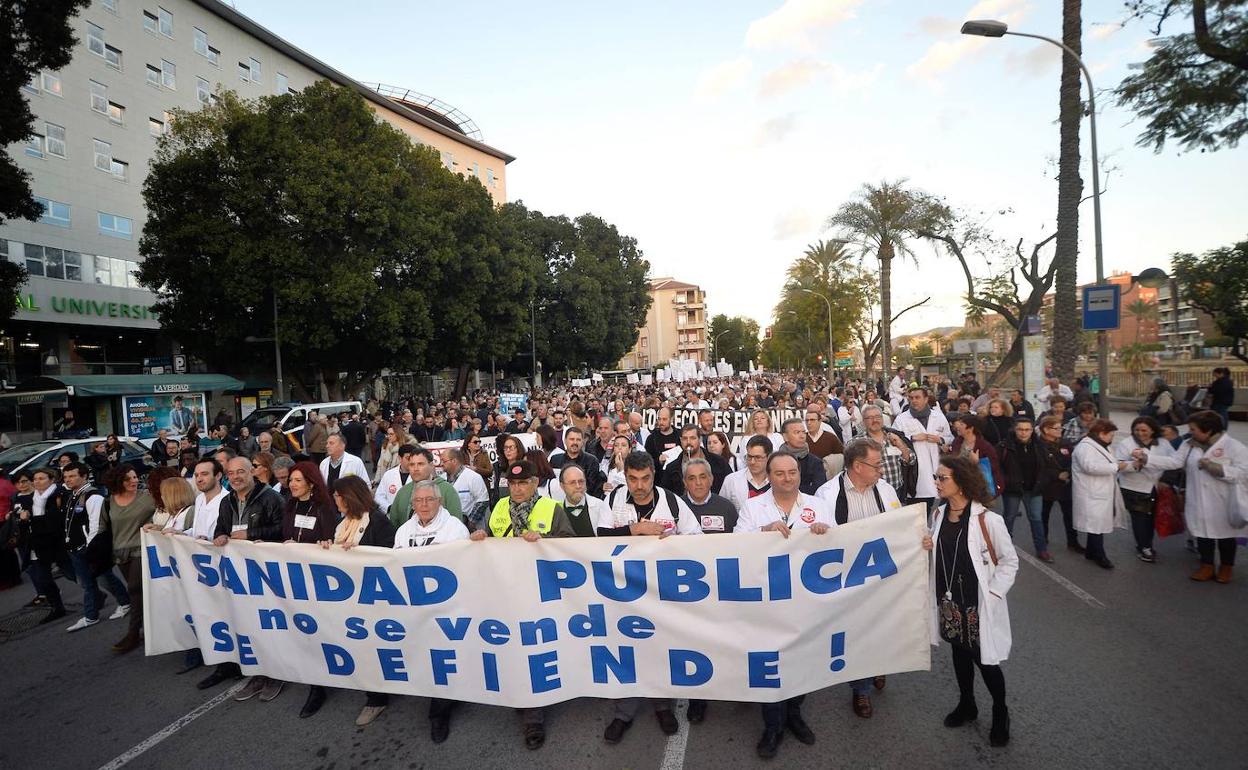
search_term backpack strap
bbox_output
[977,511,999,566]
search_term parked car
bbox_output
[0,436,153,480]
[233,401,362,450]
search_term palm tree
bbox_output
[827,180,928,376]
[1125,297,1158,344]
[1050,0,1084,380]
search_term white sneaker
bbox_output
[109,604,132,620]
[66,617,100,632]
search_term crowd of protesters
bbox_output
[0,365,1241,760]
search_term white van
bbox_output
[235,401,362,450]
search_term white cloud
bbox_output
[1004,42,1058,77]
[907,0,1031,81]
[773,209,817,240]
[753,114,799,146]
[1090,21,1124,41]
[695,56,752,100]
[745,0,864,52]
[758,59,882,99]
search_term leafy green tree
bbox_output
[1172,239,1248,363]
[708,314,760,369]
[1,0,90,226]
[0,261,28,323]
[511,205,650,375]
[139,82,516,396]
[1116,1,1248,152]
[827,182,932,373]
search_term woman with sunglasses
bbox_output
[931,455,1018,748]
[461,434,494,496]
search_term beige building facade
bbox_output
[617,278,708,370]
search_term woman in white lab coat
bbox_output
[1072,419,1131,570]
[1136,410,1248,583]
[1114,416,1172,563]
[930,455,1019,748]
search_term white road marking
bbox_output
[98,681,245,770]
[659,698,690,770]
[1018,550,1106,609]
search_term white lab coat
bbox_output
[892,409,953,500]
[373,466,407,510]
[1071,437,1127,535]
[1145,433,1248,539]
[929,501,1018,665]
[837,405,864,438]
[320,452,368,485]
[1114,438,1172,494]
[737,491,835,533]
[720,467,771,512]
[1036,383,1074,411]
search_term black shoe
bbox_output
[523,723,545,750]
[197,669,240,690]
[1093,557,1114,569]
[990,705,1010,746]
[786,714,815,745]
[38,607,67,625]
[686,700,707,724]
[1067,541,1085,554]
[756,728,783,759]
[656,708,678,735]
[430,716,450,744]
[944,700,978,727]
[23,595,46,608]
[603,718,631,745]
[299,687,326,718]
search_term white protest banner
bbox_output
[642,408,804,453]
[421,432,538,472]
[143,506,930,707]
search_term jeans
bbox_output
[118,558,144,635]
[30,548,73,611]
[612,698,672,723]
[70,550,130,621]
[1002,493,1047,553]
[1042,496,1078,546]
[1213,405,1230,429]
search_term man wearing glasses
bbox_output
[861,405,918,504]
[815,437,903,720]
[721,435,775,512]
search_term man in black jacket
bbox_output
[661,425,730,495]
[550,427,605,497]
[199,456,285,693]
[775,417,826,496]
[999,417,1053,563]
[643,407,679,467]
[339,412,368,459]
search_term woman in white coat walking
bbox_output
[931,455,1019,748]
[1072,419,1131,570]
[1114,416,1173,563]
[1134,410,1248,583]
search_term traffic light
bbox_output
[764,326,773,340]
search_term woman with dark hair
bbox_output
[707,431,738,473]
[461,434,493,495]
[282,461,338,545]
[104,434,123,466]
[252,452,278,490]
[323,475,396,727]
[525,448,558,499]
[1072,418,1132,569]
[1115,416,1171,563]
[105,463,155,653]
[534,424,563,462]
[982,399,1015,448]
[443,417,466,441]
[145,466,181,528]
[11,470,39,603]
[1134,410,1248,583]
[931,455,1017,748]
[492,435,525,503]
[950,413,1004,503]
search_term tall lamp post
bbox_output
[712,329,730,365]
[800,288,835,374]
[244,291,285,403]
[961,19,1108,412]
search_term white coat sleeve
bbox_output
[1073,443,1119,476]
[985,513,1019,598]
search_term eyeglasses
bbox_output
[746,453,768,461]
[933,474,953,482]
[855,460,882,471]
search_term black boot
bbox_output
[756,727,783,759]
[299,686,326,718]
[990,704,1010,746]
[943,699,978,727]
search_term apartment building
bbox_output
[617,278,708,370]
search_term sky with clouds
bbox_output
[233,0,1244,336]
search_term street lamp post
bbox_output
[245,291,285,403]
[712,329,730,365]
[800,288,835,375]
[961,19,1108,413]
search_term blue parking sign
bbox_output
[1082,284,1121,331]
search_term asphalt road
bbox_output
[2,412,1244,770]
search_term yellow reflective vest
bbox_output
[489,496,557,538]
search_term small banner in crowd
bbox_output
[642,408,804,451]
[143,506,931,707]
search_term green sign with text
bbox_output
[15,293,158,322]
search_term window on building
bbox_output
[142,10,157,32]
[22,74,38,95]
[440,151,454,170]
[90,79,108,112]
[45,123,66,157]
[107,101,124,124]
[87,21,106,55]
[102,0,118,11]
[25,133,45,158]
[158,6,172,36]
[98,212,133,239]
[110,159,128,180]
[472,161,480,178]
[275,72,288,94]
[193,27,219,65]
[238,61,250,82]
[24,244,45,277]
[35,198,71,228]
[105,44,122,68]
[94,139,111,171]
[196,76,210,105]
[149,117,164,136]
[17,244,78,281]
[41,72,62,96]
[486,168,496,187]
[249,57,261,82]
[145,63,160,86]
[161,59,175,88]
